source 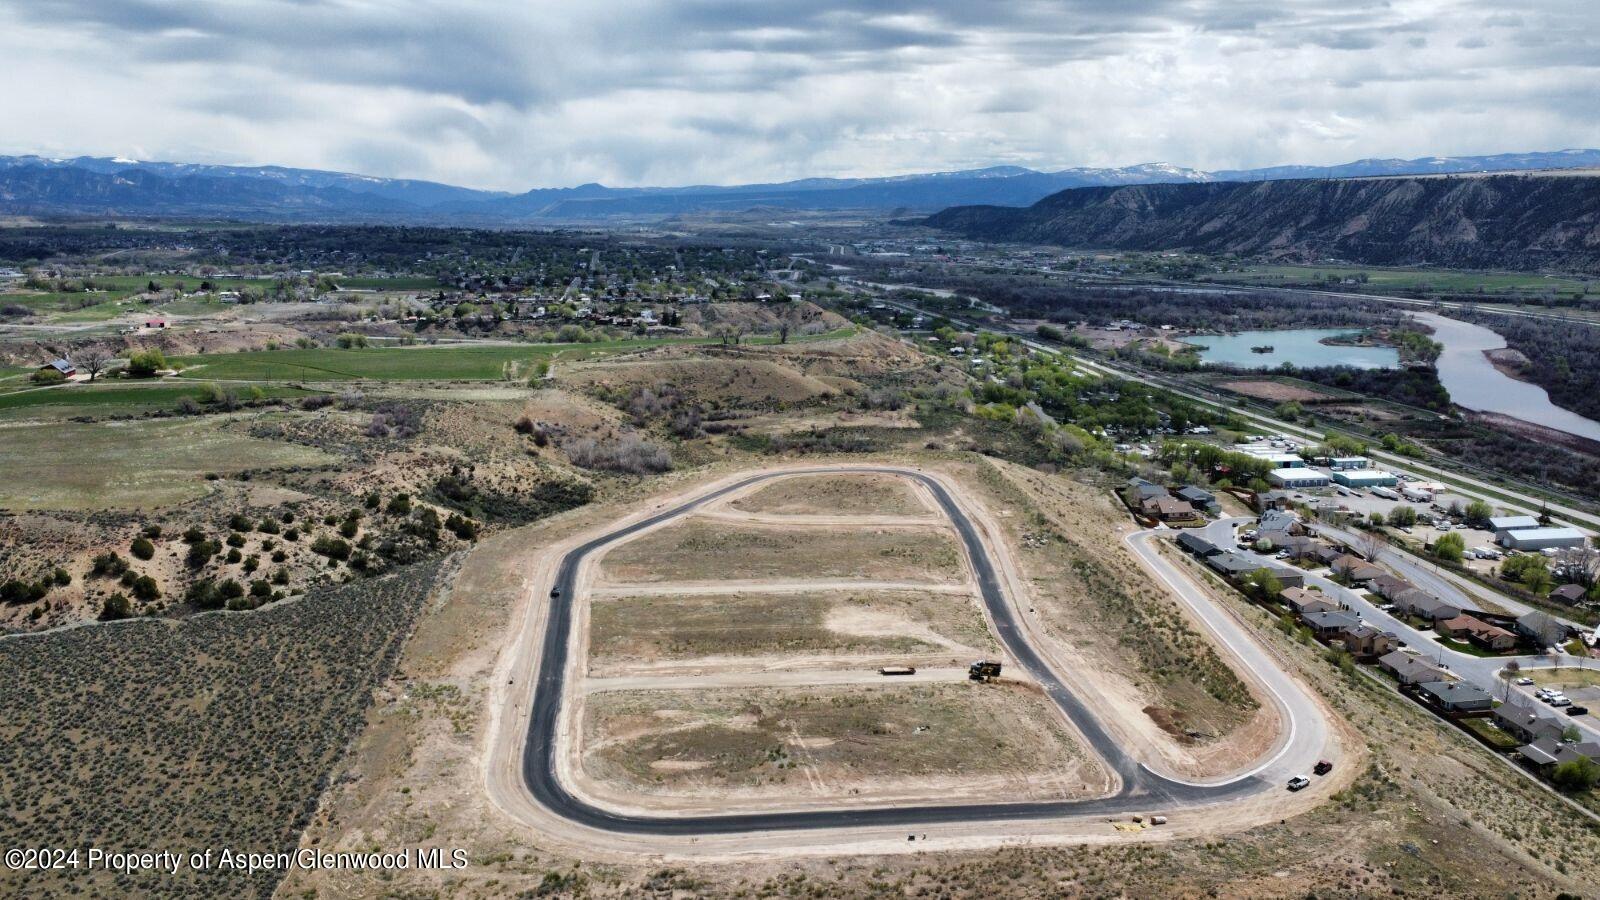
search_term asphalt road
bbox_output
[519,467,1322,836]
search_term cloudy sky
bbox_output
[1,0,1596,190]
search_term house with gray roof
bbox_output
[1515,611,1570,649]
[1378,650,1455,685]
[1494,700,1569,743]
[1303,610,1362,638]
[1415,680,1492,713]
[1176,532,1221,557]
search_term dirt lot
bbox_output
[1216,378,1341,403]
[727,472,931,517]
[581,682,1099,803]
[961,458,1270,776]
[587,589,994,674]
[277,458,1600,898]
[598,518,966,585]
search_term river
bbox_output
[1409,311,1600,443]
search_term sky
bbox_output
[1,0,1597,191]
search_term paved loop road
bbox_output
[522,466,1305,836]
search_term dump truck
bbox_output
[878,666,917,676]
[968,660,1002,681]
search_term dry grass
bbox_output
[728,473,930,517]
[600,520,965,584]
[582,682,1091,800]
[0,416,335,510]
[587,589,994,670]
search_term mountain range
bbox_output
[1,150,1598,223]
[923,172,1600,272]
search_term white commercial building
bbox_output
[1497,527,1588,551]
[1267,468,1331,489]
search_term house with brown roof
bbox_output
[1281,586,1339,615]
[1339,623,1401,659]
[1142,495,1202,523]
[1549,583,1589,606]
[1369,574,1415,601]
[1392,589,1461,623]
[1331,554,1384,583]
[1436,615,1517,651]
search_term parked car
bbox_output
[1550,695,1573,708]
[1568,706,1590,717]
[1313,760,1333,776]
[1287,776,1311,791]
[1515,677,1535,686]
[1536,688,1554,700]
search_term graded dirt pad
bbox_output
[586,589,994,674]
[961,458,1267,776]
[1216,378,1339,403]
[598,519,965,585]
[727,472,932,517]
[580,682,1098,804]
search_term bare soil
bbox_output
[727,472,932,517]
[598,519,965,585]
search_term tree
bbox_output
[1387,505,1418,528]
[1551,757,1600,793]
[1432,532,1465,563]
[125,348,168,378]
[1358,529,1388,563]
[1463,500,1493,528]
[78,347,113,382]
[1243,568,1284,602]
[99,593,132,621]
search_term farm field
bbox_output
[581,682,1096,801]
[0,381,316,417]
[728,472,932,517]
[1207,263,1595,297]
[0,415,335,509]
[598,519,966,585]
[171,341,678,382]
[586,589,995,671]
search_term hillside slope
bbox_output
[924,173,1600,271]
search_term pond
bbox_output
[1178,329,1400,370]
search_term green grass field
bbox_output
[172,329,856,383]
[0,382,316,417]
[1208,264,1595,297]
[0,416,335,510]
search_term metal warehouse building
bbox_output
[1267,468,1331,489]
[1332,470,1399,488]
[1496,526,1588,551]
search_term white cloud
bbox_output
[0,0,1595,189]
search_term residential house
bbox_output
[1176,532,1221,557]
[1369,574,1415,602]
[1256,490,1295,512]
[1142,496,1202,523]
[1174,485,1220,514]
[1415,680,1493,714]
[1257,509,1301,543]
[1311,544,1346,567]
[1340,623,1401,659]
[1282,587,1339,615]
[1519,738,1600,772]
[1331,555,1384,583]
[1549,583,1589,606]
[1436,615,1517,651]
[1303,610,1362,638]
[1393,589,1462,623]
[1515,611,1570,649]
[1378,650,1456,685]
[1268,567,1306,590]
[1126,478,1167,504]
[1206,552,1263,580]
[39,358,75,378]
[1494,700,1569,743]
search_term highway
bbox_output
[511,466,1335,838]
